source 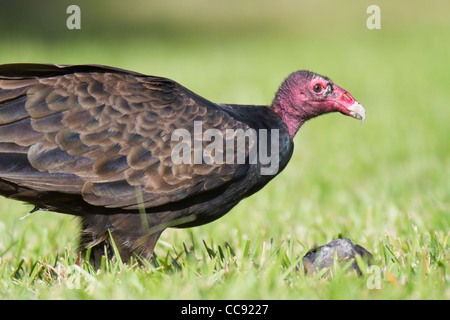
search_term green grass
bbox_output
[0,0,449,299]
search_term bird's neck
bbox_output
[271,97,306,138]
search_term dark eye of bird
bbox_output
[313,84,322,93]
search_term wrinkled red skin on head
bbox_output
[272,71,357,137]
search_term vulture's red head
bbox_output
[272,70,366,137]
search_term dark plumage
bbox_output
[0,63,365,264]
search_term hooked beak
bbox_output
[331,85,366,123]
[347,101,366,122]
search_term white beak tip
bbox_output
[347,102,366,123]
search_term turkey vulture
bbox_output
[0,63,365,264]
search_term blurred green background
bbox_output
[0,0,448,299]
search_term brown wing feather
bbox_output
[0,64,251,210]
